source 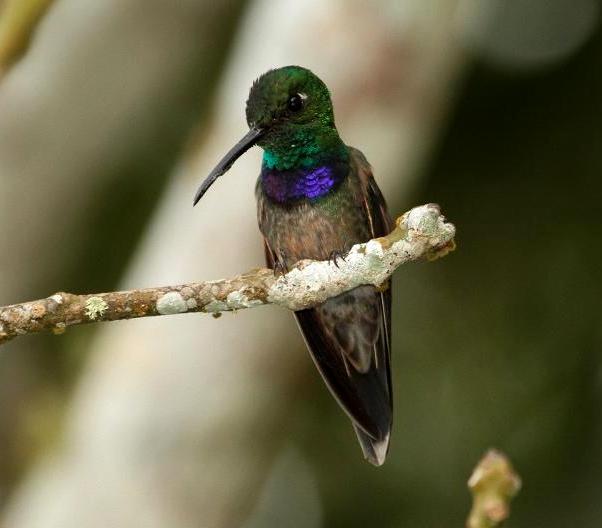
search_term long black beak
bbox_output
[193,126,265,206]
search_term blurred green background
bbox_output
[0,0,600,527]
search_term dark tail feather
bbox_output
[354,425,390,466]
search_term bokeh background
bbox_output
[0,0,601,526]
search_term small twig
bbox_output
[0,0,55,77]
[467,449,522,528]
[0,203,455,346]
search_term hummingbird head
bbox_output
[245,66,335,144]
[193,66,341,205]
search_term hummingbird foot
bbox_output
[273,250,289,276]
[328,249,347,269]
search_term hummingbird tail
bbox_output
[353,425,390,466]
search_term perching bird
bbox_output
[193,66,392,465]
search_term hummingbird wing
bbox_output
[348,148,393,465]
[263,149,393,465]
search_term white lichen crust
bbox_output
[226,290,264,310]
[156,292,187,315]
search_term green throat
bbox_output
[262,133,348,171]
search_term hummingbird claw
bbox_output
[273,250,289,276]
[328,250,347,269]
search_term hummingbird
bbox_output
[193,66,392,466]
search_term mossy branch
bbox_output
[0,204,455,346]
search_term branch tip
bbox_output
[467,449,521,528]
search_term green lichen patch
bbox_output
[85,296,108,320]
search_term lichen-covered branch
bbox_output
[467,449,522,528]
[0,203,455,346]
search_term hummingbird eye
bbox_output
[287,93,306,112]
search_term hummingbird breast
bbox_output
[256,157,372,266]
